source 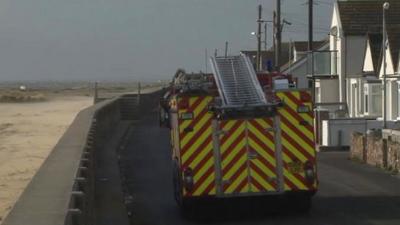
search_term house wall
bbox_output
[331,11,368,119]
[331,4,368,117]
[322,119,400,147]
[316,79,339,103]
[346,36,367,78]
[287,62,308,89]
[379,45,395,77]
[378,44,397,121]
[379,34,399,121]
[345,36,367,118]
[331,4,346,104]
[330,34,345,103]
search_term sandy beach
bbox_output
[0,95,92,222]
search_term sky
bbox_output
[0,0,335,82]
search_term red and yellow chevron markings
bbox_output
[219,120,249,194]
[219,118,279,195]
[178,96,216,197]
[276,91,317,191]
[247,118,278,192]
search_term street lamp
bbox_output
[383,2,389,129]
[251,21,273,49]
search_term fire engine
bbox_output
[160,54,317,212]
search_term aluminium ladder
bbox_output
[210,54,268,108]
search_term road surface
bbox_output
[119,111,400,225]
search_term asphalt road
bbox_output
[120,111,400,225]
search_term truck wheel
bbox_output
[158,107,164,127]
[172,161,196,218]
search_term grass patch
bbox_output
[0,90,46,103]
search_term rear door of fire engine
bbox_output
[213,117,282,196]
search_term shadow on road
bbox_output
[117,97,400,225]
[181,197,308,223]
[181,195,400,225]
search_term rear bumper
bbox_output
[183,190,317,201]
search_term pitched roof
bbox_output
[293,41,326,52]
[387,25,400,72]
[337,1,400,36]
[366,33,383,72]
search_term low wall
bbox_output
[322,119,400,147]
[2,98,121,225]
[365,132,385,168]
[350,130,400,173]
[350,132,365,162]
[2,90,163,225]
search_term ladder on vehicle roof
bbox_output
[210,54,268,108]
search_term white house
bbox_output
[362,33,383,118]
[378,25,400,121]
[318,1,400,148]
[330,0,400,119]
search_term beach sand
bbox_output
[0,95,92,223]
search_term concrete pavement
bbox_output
[118,111,400,225]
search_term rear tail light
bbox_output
[300,92,311,102]
[178,98,189,109]
[183,167,194,191]
[304,161,315,184]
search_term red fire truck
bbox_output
[160,55,317,213]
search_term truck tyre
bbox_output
[172,161,195,217]
[158,107,164,127]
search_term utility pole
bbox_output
[276,0,282,72]
[273,11,277,67]
[256,5,262,72]
[308,0,313,51]
[308,0,315,105]
[225,41,229,58]
[383,2,390,129]
[289,39,293,74]
[205,48,208,73]
[264,23,268,51]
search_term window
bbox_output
[364,85,368,113]
[316,87,321,103]
[370,84,382,115]
[398,82,400,118]
[364,83,382,117]
[358,80,364,115]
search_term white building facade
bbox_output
[330,1,400,120]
